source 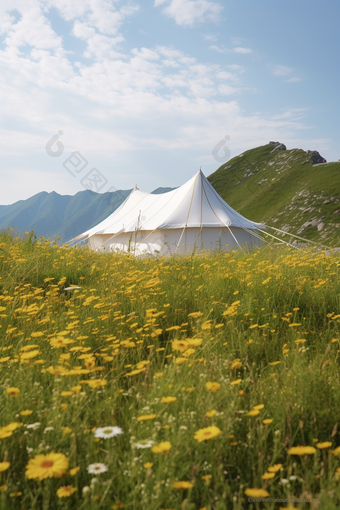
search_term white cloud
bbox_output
[73,20,96,39]
[228,64,244,72]
[4,6,63,52]
[271,66,301,82]
[53,0,139,35]
[233,46,252,54]
[218,84,237,96]
[216,71,238,81]
[131,48,160,60]
[157,47,183,59]
[203,33,217,42]
[0,0,139,66]
[72,21,125,60]
[231,37,241,45]
[210,45,252,54]
[162,58,180,68]
[209,44,227,53]
[272,108,306,120]
[154,0,223,27]
[286,77,302,83]
[0,11,18,35]
[271,65,293,76]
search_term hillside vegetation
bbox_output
[0,233,340,509]
[208,143,340,246]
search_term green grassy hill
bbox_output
[208,143,340,246]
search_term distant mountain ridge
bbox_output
[0,189,129,243]
[0,187,177,243]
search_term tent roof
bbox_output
[74,170,264,240]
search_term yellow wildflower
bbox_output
[316,442,332,449]
[230,359,242,370]
[230,379,242,386]
[331,446,340,456]
[6,387,20,397]
[60,391,73,397]
[288,446,316,455]
[0,462,10,472]
[161,396,177,404]
[87,379,107,388]
[244,488,269,498]
[171,481,194,489]
[25,453,69,480]
[137,414,156,422]
[205,382,221,392]
[194,426,222,442]
[172,339,189,353]
[268,464,282,473]
[262,472,275,479]
[174,357,187,365]
[56,485,76,498]
[151,441,172,453]
[247,410,260,417]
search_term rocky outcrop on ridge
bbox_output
[269,141,286,152]
[307,150,326,165]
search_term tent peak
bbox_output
[192,167,205,179]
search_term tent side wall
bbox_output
[89,231,166,255]
[162,227,262,254]
[88,227,263,255]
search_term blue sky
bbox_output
[1,0,339,204]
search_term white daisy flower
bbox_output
[133,439,154,449]
[94,426,123,438]
[87,463,108,474]
[25,422,41,430]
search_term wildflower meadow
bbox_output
[0,230,340,509]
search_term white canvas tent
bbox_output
[72,170,267,255]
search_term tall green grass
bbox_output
[0,231,339,509]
